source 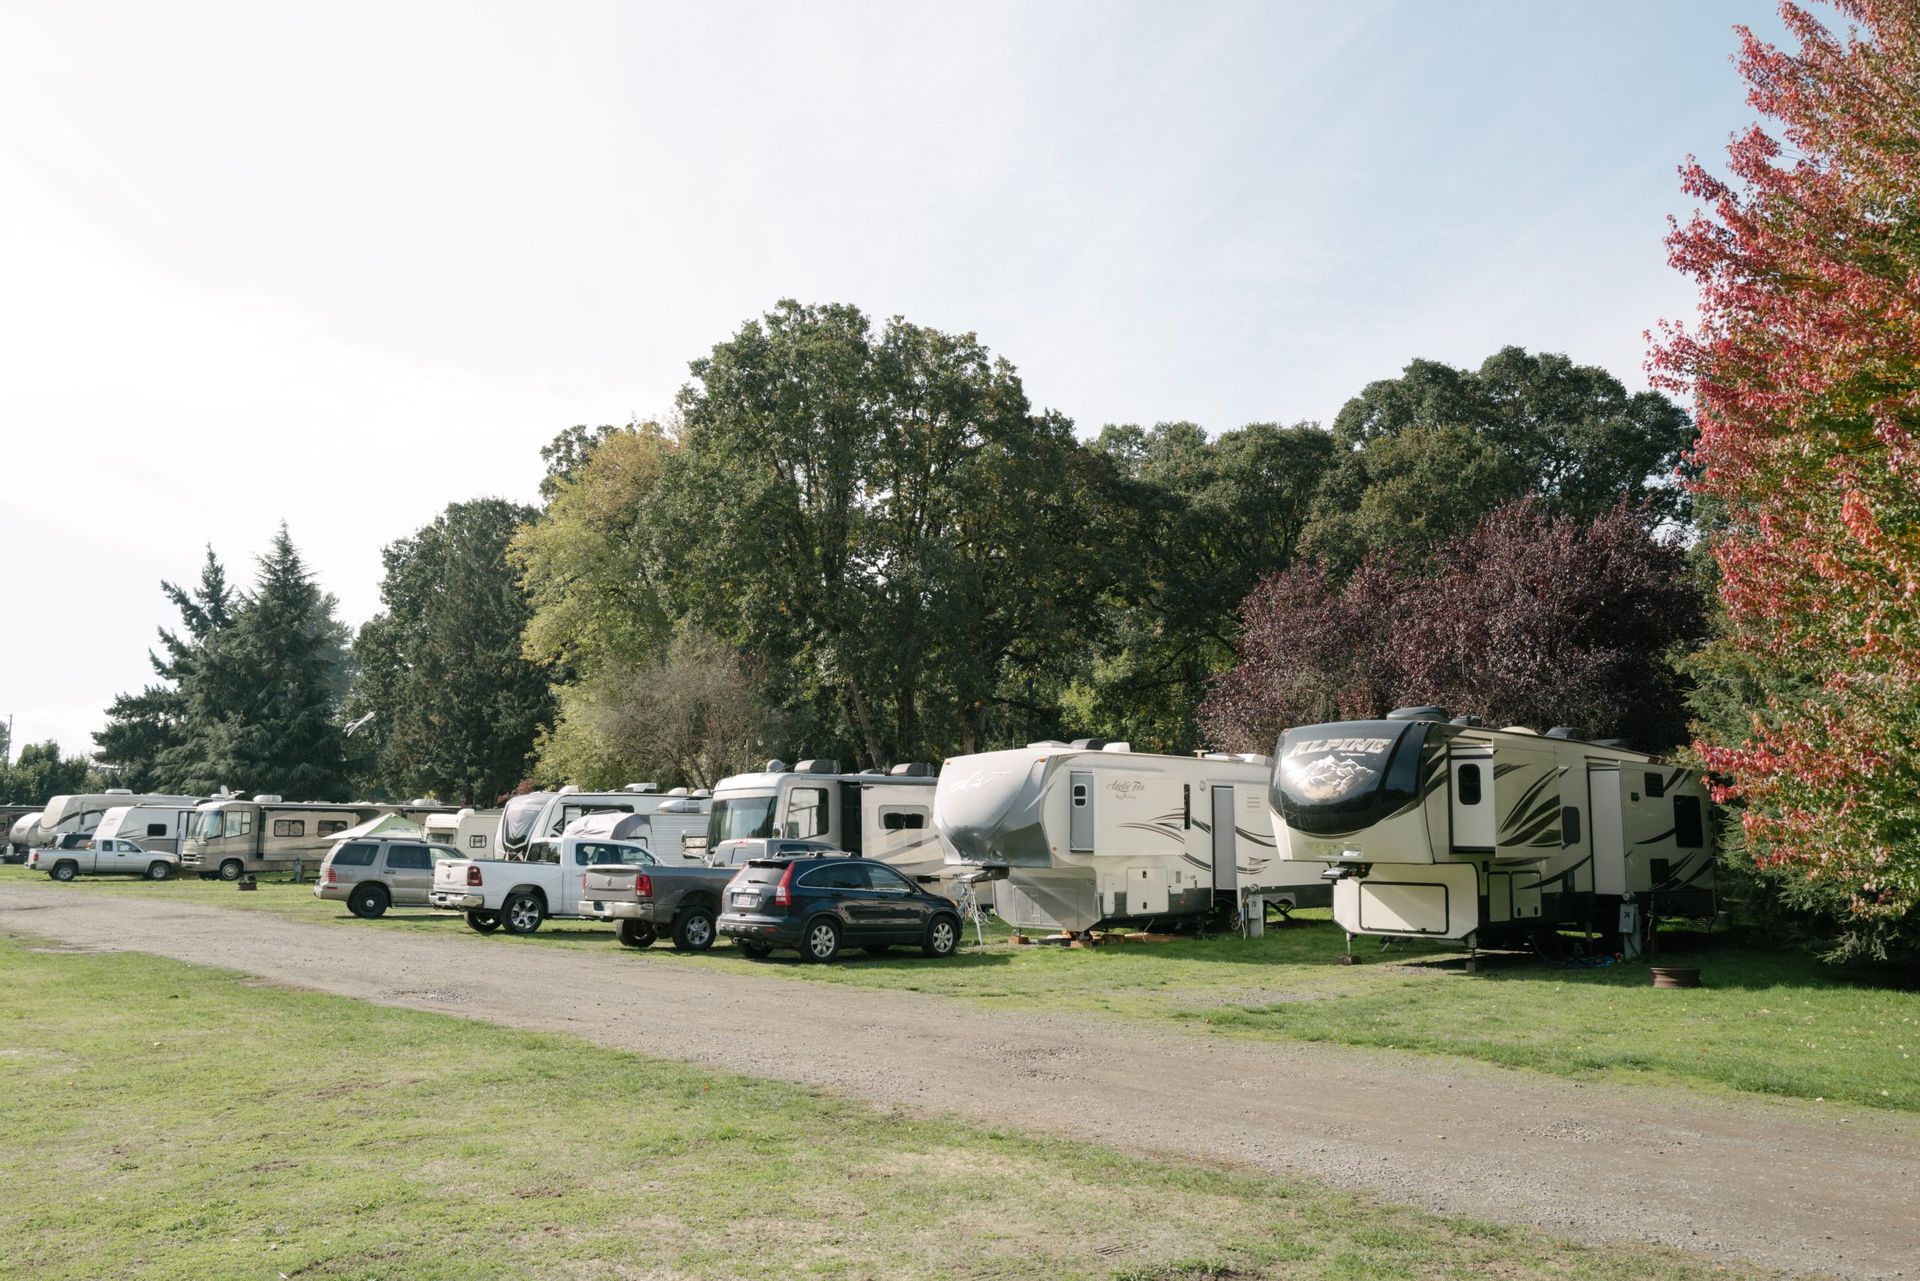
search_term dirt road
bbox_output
[4,885,1915,1279]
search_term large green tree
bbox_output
[0,740,102,804]
[94,548,234,790]
[348,499,552,804]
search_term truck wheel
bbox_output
[671,907,716,953]
[348,885,389,920]
[617,920,656,949]
[50,861,77,882]
[802,917,842,963]
[465,910,501,934]
[217,859,245,882]
[923,914,960,958]
[501,892,544,935]
[736,940,773,959]
[145,862,173,881]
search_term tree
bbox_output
[94,548,234,789]
[349,500,552,804]
[0,740,103,804]
[1650,1,1920,958]
[1297,424,1522,570]
[179,525,349,797]
[538,423,622,502]
[1200,499,1704,755]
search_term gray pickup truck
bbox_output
[581,838,842,951]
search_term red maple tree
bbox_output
[1651,2,1920,952]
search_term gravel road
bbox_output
[5,884,1915,1279]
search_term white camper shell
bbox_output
[706,760,947,884]
[93,803,199,856]
[934,740,1326,934]
[180,796,457,880]
[500,786,710,864]
[1271,708,1717,952]
[562,802,708,865]
[28,792,201,849]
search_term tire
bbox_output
[217,859,245,882]
[617,920,657,949]
[863,944,891,956]
[348,884,389,920]
[736,939,773,959]
[501,892,544,935]
[923,914,959,958]
[671,906,716,953]
[466,910,501,934]
[50,861,77,883]
[145,862,172,881]
[802,916,842,964]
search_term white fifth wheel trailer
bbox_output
[6,810,45,860]
[934,740,1327,934]
[1270,707,1716,957]
[180,796,458,880]
[28,791,202,849]
[93,803,200,856]
[706,760,949,884]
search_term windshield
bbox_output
[194,810,224,840]
[707,795,776,848]
[1271,721,1432,837]
[499,793,551,854]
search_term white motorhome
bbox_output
[180,796,457,880]
[506,785,709,864]
[1270,708,1717,957]
[27,791,202,849]
[933,740,1323,934]
[707,759,947,883]
[93,802,199,856]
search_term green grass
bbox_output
[9,865,1918,1114]
[0,934,1764,1280]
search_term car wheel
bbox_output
[802,917,842,963]
[50,861,77,883]
[501,892,544,935]
[145,862,172,881]
[617,920,657,949]
[217,859,245,882]
[736,940,773,959]
[672,906,716,953]
[348,884,389,920]
[863,944,891,956]
[465,910,501,934]
[923,914,959,958]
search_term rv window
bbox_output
[1645,771,1666,799]
[318,820,348,837]
[145,823,167,837]
[1673,796,1704,849]
[1183,784,1191,829]
[787,788,828,839]
[1561,806,1581,846]
[384,844,432,871]
[1072,784,1088,807]
[880,809,927,831]
[233,813,253,837]
[195,811,223,840]
[1456,763,1482,806]
[273,819,306,838]
[331,843,378,867]
[468,834,486,848]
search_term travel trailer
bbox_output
[508,786,710,864]
[562,798,708,864]
[27,792,201,849]
[4,809,44,860]
[425,807,502,859]
[934,741,1323,933]
[180,796,458,880]
[93,802,200,856]
[1270,708,1716,958]
[707,760,948,883]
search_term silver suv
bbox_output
[316,837,459,919]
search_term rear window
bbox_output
[331,842,378,867]
[738,861,790,885]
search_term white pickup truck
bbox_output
[29,836,178,881]
[428,834,656,934]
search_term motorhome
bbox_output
[707,760,948,884]
[93,802,200,856]
[26,792,201,849]
[933,741,1322,934]
[426,807,502,859]
[507,786,710,863]
[180,796,458,880]
[1269,708,1716,957]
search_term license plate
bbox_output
[731,892,755,907]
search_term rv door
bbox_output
[1210,786,1236,892]
[1449,748,1495,854]
[1069,771,1094,853]
[1587,765,1627,895]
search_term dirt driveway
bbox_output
[4,883,1915,1279]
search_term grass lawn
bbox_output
[7,865,1917,1114]
[0,933,1764,1281]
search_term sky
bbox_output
[0,0,1793,760]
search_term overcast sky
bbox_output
[1,0,1789,760]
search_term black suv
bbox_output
[717,855,961,962]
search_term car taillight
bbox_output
[633,873,652,898]
[325,867,336,883]
[466,866,483,887]
[772,863,795,908]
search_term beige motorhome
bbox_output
[180,795,457,880]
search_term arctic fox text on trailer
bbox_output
[1270,707,1716,954]
[706,760,946,883]
[181,796,457,880]
[934,740,1325,934]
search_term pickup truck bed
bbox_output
[580,863,737,951]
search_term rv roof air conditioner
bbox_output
[558,785,581,795]
[1449,715,1485,727]
[1544,727,1583,740]
[1101,742,1132,753]
[763,760,788,774]
[1068,738,1108,750]
[1236,753,1273,766]
[691,788,711,798]
[1026,740,1069,749]
[252,794,283,803]
[1386,707,1447,722]
[889,763,935,777]
[666,786,689,796]
[105,788,132,795]
[624,783,658,793]
[794,759,840,774]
